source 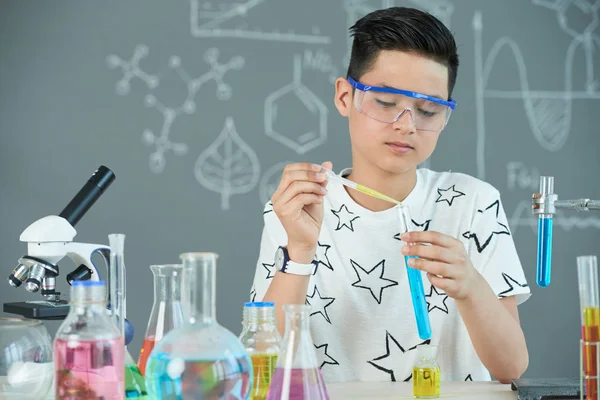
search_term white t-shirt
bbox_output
[250,167,531,383]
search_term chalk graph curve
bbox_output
[481,36,573,153]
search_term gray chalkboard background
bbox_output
[1,0,599,380]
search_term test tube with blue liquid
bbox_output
[399,204,432,341]
[536,176,554,287]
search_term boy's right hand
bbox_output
[271,161,332,263]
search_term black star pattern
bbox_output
[462,200,510,253]
[263,201,274,215]
[306,286,335,324]
[350,259,399,304]
[250,286,257,302]
[435,185,465,206]
[315,241,334,272]
[393,218,432,241]
[426,285,449,314]
[314,343,339,369]
[262,262,275,280]
[465,374,473,381]
[368,331,430,382]
[498,272,529,298]
[331,204,360,232]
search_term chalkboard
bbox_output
[0,0,599,381]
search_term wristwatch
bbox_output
[275,246,318,276]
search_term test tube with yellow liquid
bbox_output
[413,344,440,398]
[578,255,600,400]
[239,302,281,399]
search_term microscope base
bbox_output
[3,300,69,320]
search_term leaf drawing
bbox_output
[195,117,260,210]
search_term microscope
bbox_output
[4,165,116,320]
[532,175,600,288]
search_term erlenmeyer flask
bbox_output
[108,233,149,399]
[138,264,184,376]
[266,304,329,400]
[145,252,253,399]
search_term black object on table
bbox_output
[511,378,581,399]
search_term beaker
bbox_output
[138,264,184,376]
[54,280,124,399]
[109,233,149,399]
[266,304,329,400]
[239,302,281,400]
[145,252,253,399]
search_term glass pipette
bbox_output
[399,204,432,341]
[319,166,402,205]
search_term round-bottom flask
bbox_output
[145,252,253,399]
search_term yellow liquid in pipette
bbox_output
[354,183,402,205]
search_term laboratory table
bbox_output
[327,381,516,399]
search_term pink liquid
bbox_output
[266,368,329,400]
[54,337,124,400]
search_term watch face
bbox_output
[275,247,285,270]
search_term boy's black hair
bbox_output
[347,7,459,98]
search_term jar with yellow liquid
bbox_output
[239,302,282,400]
[413,344,440,399]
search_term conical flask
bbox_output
[138,264,184,376]
[266,304,329,400]
[145,252,253,399]
[108,233,149,399]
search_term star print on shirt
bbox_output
[306,286,335,324]
[331,204,360,232]
[426,285,449,314]
[263,201,274,215]
[315,241,334,272]
[250,286,257,302]
[368,331,430,382]
[462,199,510,253]
[394,219,432,241]
[350,259,399,304]
[498,272,529,298]
[262,262,275,279]
[314,343,339,369]
[465,374,473,381]
[435,185,465,206]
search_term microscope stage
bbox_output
[3,300,69,320]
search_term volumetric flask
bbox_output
[239,302,281,400]
[138,264,184,376]
[399,204,432,341]
[266,304,329,400]
[54,280,124,399]
[145,252,253,400]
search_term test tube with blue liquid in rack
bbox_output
[398,204,432,341]
[534,176,555,287]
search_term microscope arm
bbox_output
[65,242,110,282]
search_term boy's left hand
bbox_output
[400,230,482,301]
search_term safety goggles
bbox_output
[348,77,457,132]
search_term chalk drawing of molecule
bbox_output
[108,46,245,174]
[106,45,159,95]
[264,54,328,154]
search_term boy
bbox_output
[250,7,530,383]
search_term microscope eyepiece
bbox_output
[59,165,116,227]
[25,264,46,293]
[7,264,29,288]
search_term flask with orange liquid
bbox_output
[137,264,184,375]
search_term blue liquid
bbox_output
[145,352,252,400]
[405,256,432,340]
[537,217,553,287]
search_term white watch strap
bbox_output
[282,260,317,275]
